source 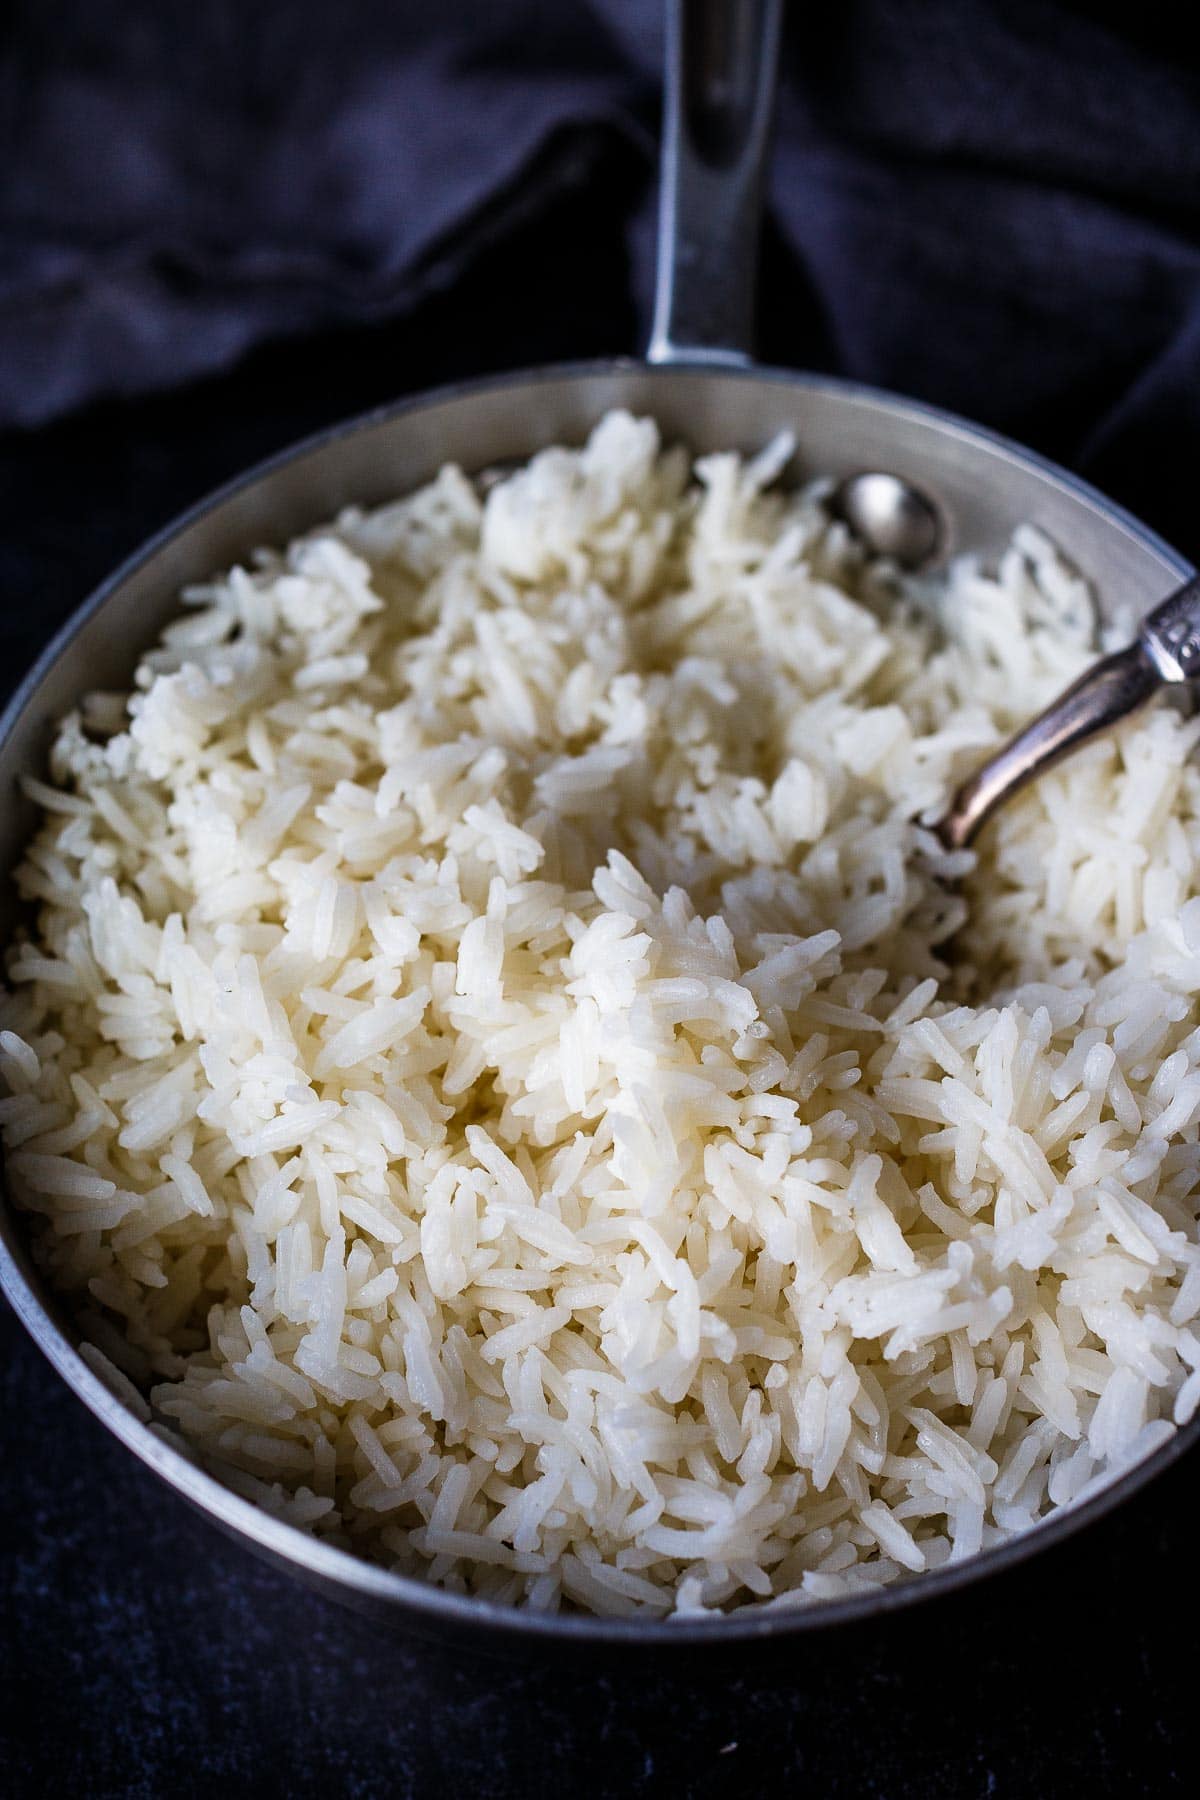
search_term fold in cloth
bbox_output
[4,0,1200,552]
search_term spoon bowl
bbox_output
[829,468,944,570]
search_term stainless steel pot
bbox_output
[2,0,1196,1648]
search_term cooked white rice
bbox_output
[3,410,1199,1618]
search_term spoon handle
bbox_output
[939,572,1200,850]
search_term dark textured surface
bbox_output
[4,3,1200,1793]
[2,1298,1198,1798]
[6,1,1200,558]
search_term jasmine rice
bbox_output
[3,411,1200,1617]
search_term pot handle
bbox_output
[648,0,784,367]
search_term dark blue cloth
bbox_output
[4,0,1200,551]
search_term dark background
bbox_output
[2,2,1199,1793]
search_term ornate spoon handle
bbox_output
[939,573,1200,850]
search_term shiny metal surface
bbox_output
[648,0,783,366]
[941,570,1200,848]
[1140,571,1200,682]
[828,469,944,570]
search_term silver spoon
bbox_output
[829,470,1200,851]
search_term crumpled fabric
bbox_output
[4,0,1200,552]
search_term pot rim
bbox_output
[2,354,1196,1646]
